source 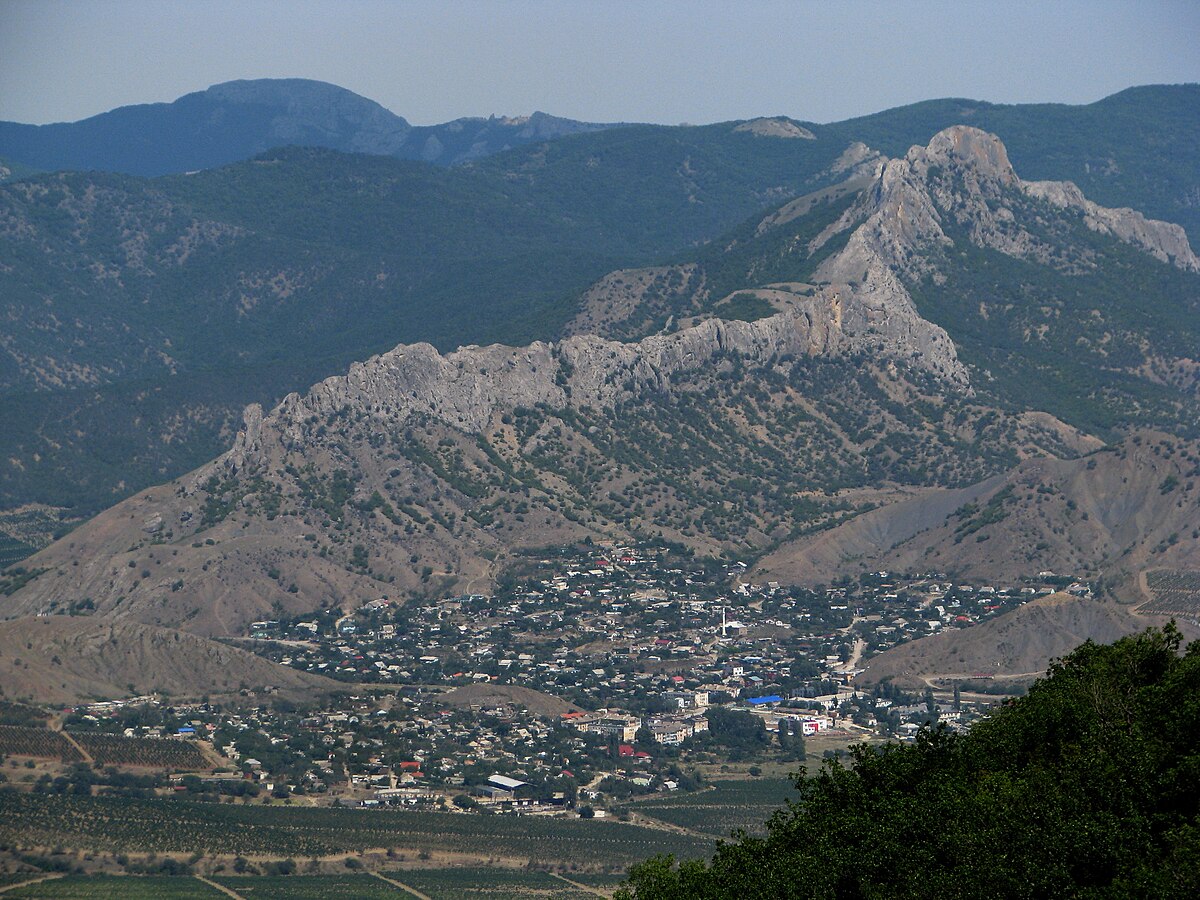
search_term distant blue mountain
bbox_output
[0,78,624,176]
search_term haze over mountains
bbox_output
[1,81,1198,541]
[0,78,623,175]
[0,80,1198,700]
[5,124,1197,644]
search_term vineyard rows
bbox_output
[0,793,712,865]
[214,875,402,898]
[386,867,599,899]
[631,778,796,838]
[5,875,222,898]
[0,533,35,568]
[72,733,209,769]
[0,725,83,761]
[1144,569,1200,615]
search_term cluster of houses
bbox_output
[50,544,1082,815]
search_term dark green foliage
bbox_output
[2,84,1198,525]
[620,626,1200,898]
[952,485,1014,543]
[0,566,46,596]
[906,197,1200,438]
[687,191,858,307]
[713,293,777,323]
[701,708,771,753]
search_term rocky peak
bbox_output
[815,125,1199,286]
[920,125,1018,186]
[1022,179,1199,272]
[794,124,1200,402]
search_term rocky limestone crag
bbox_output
[825,141,887,179]
[1022,179,1200,272]
[815,125,1199,279]
[220,125,1200,480]
[215,285,964,479]
[800,126,1200,400]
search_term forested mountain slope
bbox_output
[6,129,1196,634]
[1,85,1196,535]
[0,78,623,175]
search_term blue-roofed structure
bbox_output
[747,695,782,706]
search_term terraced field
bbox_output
[629,778,799,837]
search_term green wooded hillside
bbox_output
[619,626,1200,899]
[1,85,1197,529]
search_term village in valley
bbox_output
[6,543,1088,820]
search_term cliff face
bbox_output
[5,127,1196,636]
[817,125,1198,277]
[807,127,1200,398]
[1022,178,1199,271]
[222,302,856,476]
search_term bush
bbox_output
[621,626,1200,898]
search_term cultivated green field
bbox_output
[214,874,402,898]
[385,867,595,899]
[557,871,629,889]
[4,875,222,898]
[629,778,798,837]
[0,871,621,899]
[0,793,712,866]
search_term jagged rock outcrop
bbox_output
[816,125,1199,278]
[800,126,1200,400]
[1022,179,1199,271]
[219,287,963,478]
[225,125,1200,479]
[825,141,886,179]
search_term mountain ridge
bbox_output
[0,78,626,175]
[5,127,1196,636]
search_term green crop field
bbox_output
[555,871,629,891]
[70,733,209,770]
[0,726,82,762]
[629,778,798,837]
[214,874,402,898]
[0,793,713,866]
[386,867,595,899]
[4,875,223,898]
[0,874,48,887]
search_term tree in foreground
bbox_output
[618,626,1200,899]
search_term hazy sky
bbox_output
[1,0,1197,126]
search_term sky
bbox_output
[0,0,1198,126]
